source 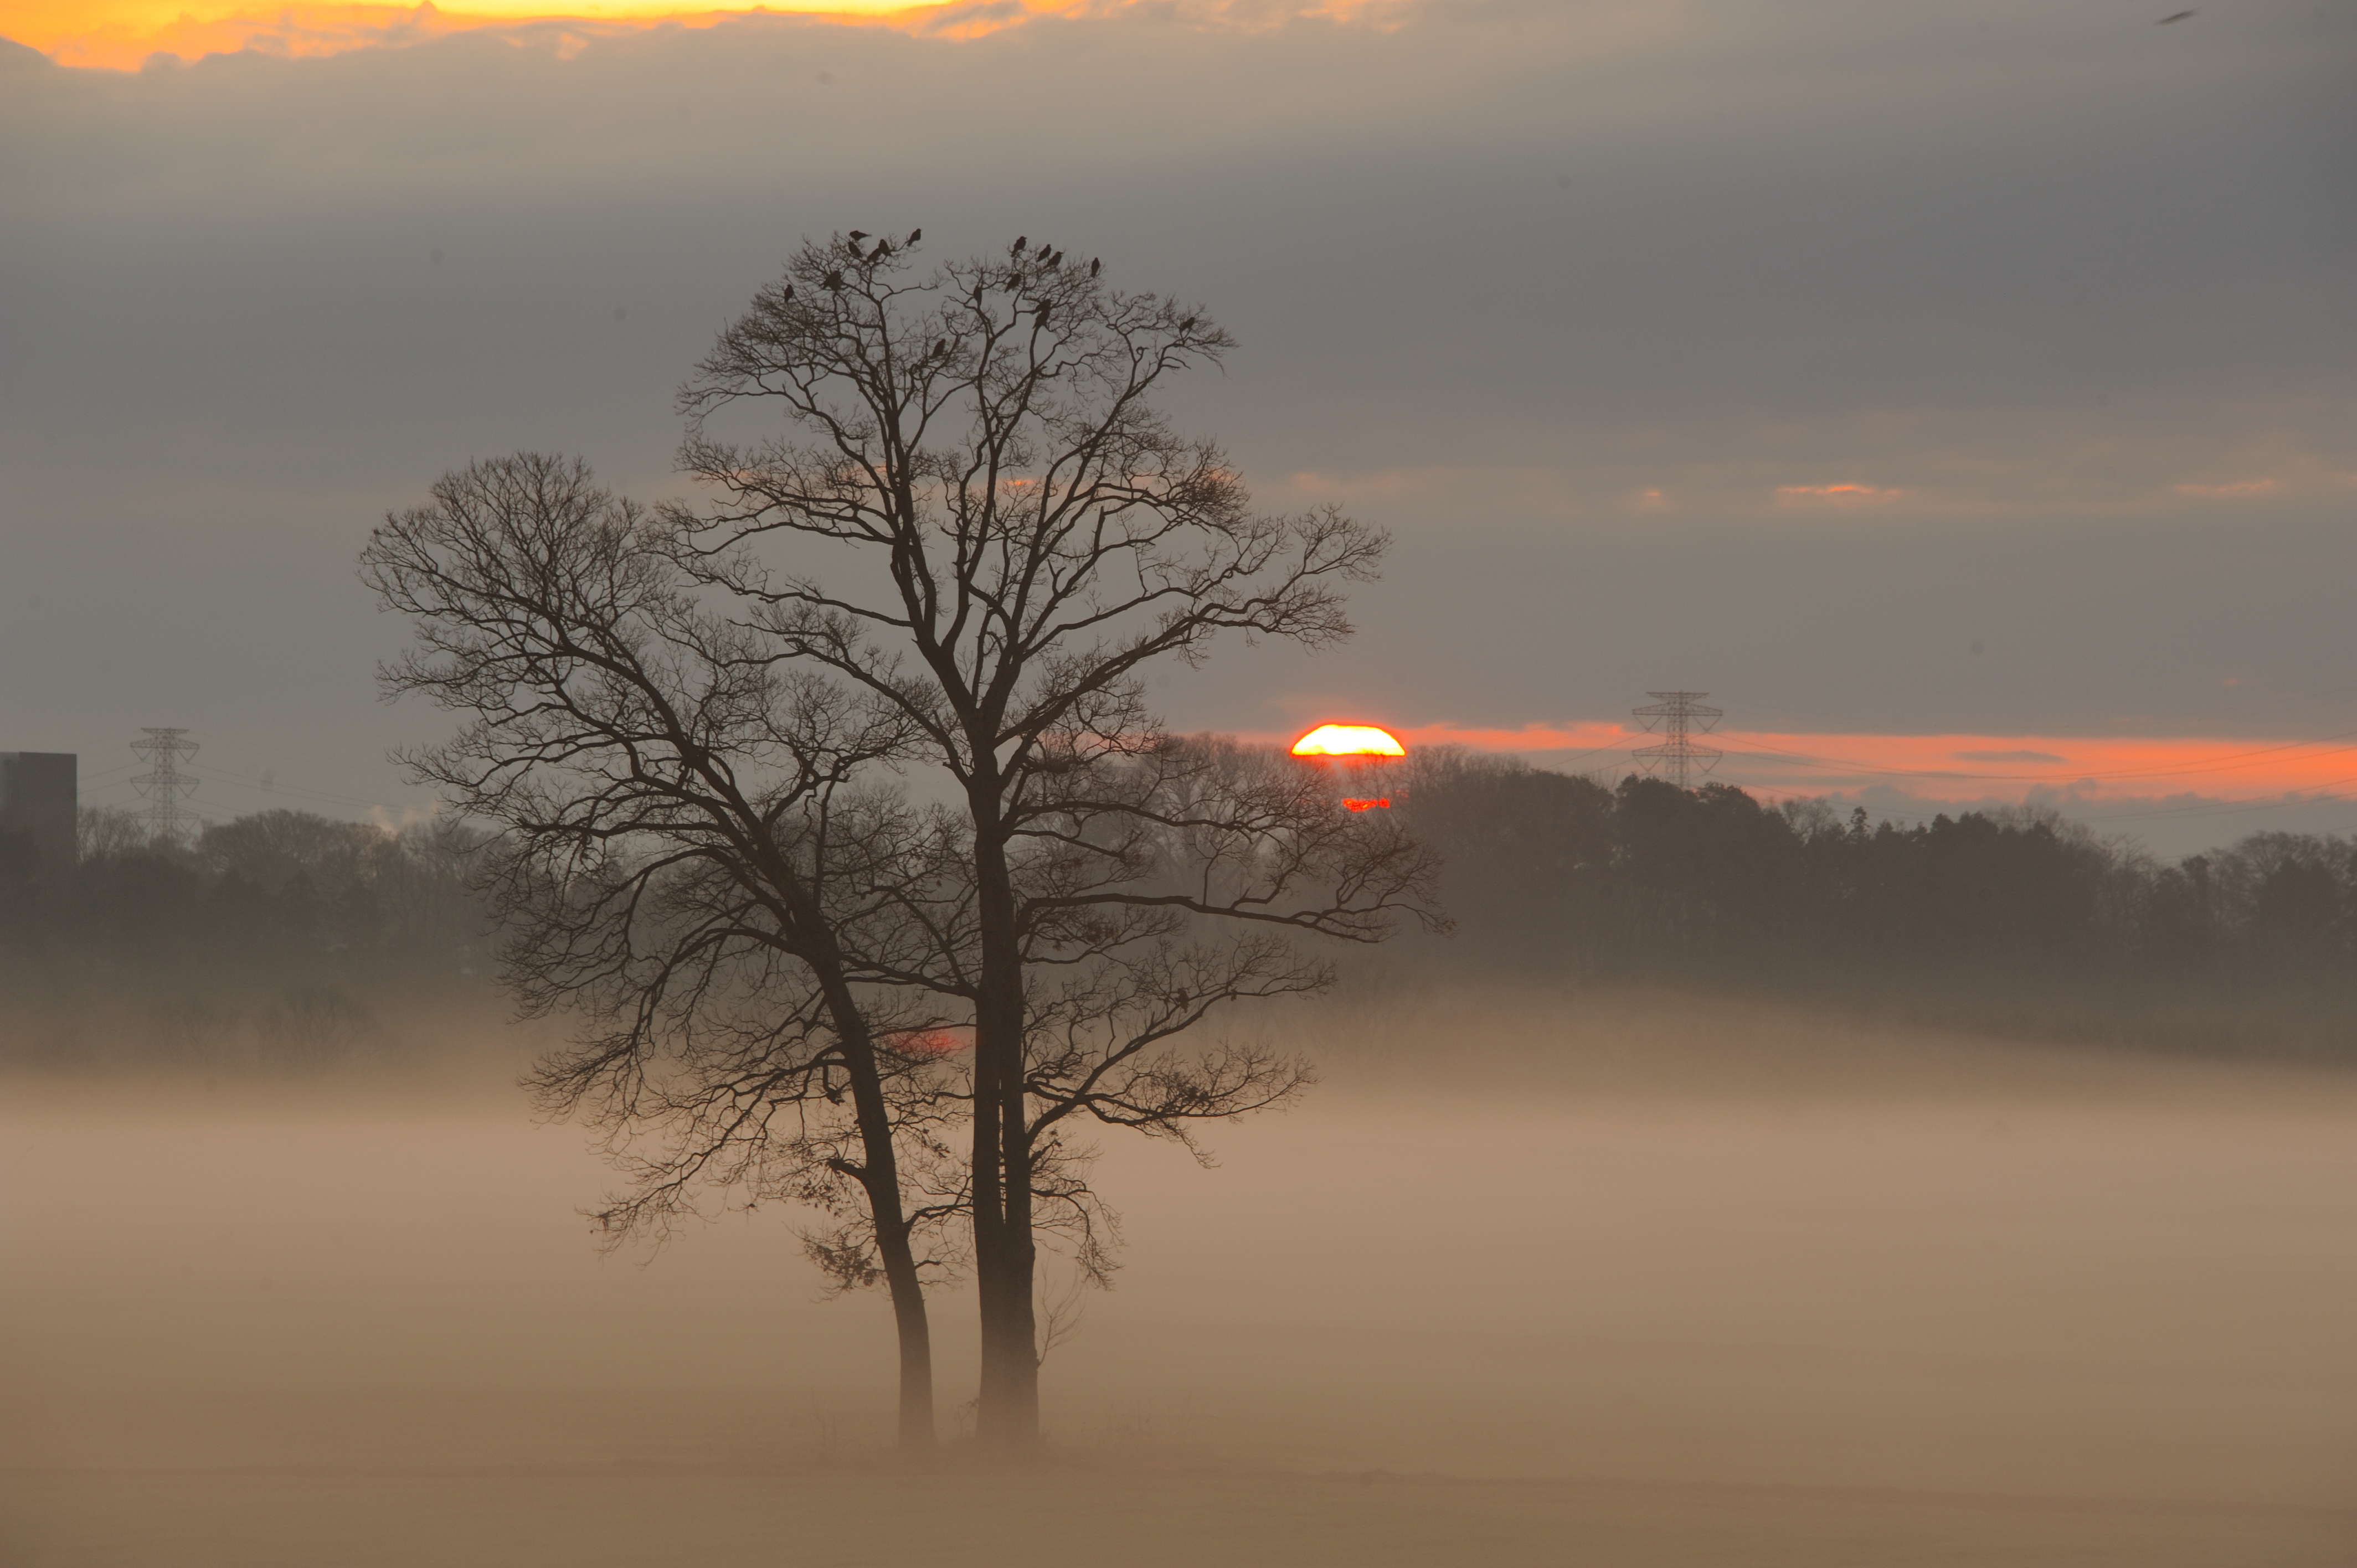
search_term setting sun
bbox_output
[1290,724,1406,758]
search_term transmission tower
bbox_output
[1631,691,1723,789]
[130,727,200,845]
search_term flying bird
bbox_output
[907,228,922,244]
[848,229,870,241]
[2156,8,2194,20]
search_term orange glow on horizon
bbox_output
[1340,797,1391,811]
[1291,724,1406,758]
[1255,719,2357,804]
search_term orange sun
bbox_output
[1290,724,1403,811]
[1289,724,1406,758]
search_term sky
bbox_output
[1,0,2353,855]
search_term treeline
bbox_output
[9,764,2355,1066]
[1390,750,2357,1053]
[0,807,487,1067]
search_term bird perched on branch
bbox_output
[848,230,870,242]
[907,228,922,244]
[1012,236,1028,253]
[824,270,844,290]
[1090,257,1100,276]
[872,239,892,259]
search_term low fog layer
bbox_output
[4,993,2352,1566]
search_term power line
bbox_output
[182,761,402,813]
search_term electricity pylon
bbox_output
[130,727,200,845]
[1632,692,1723,789]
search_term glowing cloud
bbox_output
[1774,482,1907,507]
[13,0,1393,70]
[2174,478,2279,499]
[1290,724,1406,757]
[20,1,929,69]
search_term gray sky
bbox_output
[2,0,2351,853]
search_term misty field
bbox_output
[4,992,2353,1567]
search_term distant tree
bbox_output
[77,804,155,862]
[2217,833,2354,975]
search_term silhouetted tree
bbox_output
[670,231,1440,1446]
[362,454,953,1446]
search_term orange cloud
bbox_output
[1713,729,2357,801]
[10,0,1393,69]
[2173,477,2279,499]
[1773,482,1906,507]
[14,1,932,69]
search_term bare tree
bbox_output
[670,233,1444,1445]
[360,454,956,1447]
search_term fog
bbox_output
[7,991,2353,1566]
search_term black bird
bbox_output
[873,239,892,258]
[907,228,922,244]
[848,229,870,241]
[1013,236,1028,252]
[1089,257,1100,276]
[1038,302,1052,323]
[824,270,844,290]
[2156,8,2194,19]
[1179,316,1195,331]
[781,284,794,301]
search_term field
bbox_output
[4,993,2353,1566]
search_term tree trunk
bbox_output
[994,1074,1040,1441]
[968,804,1038,1451]
[971,977,1036,1448]
[874,1214,936,1448]
[820,965,938,1450]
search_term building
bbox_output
[0,752,78,878]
